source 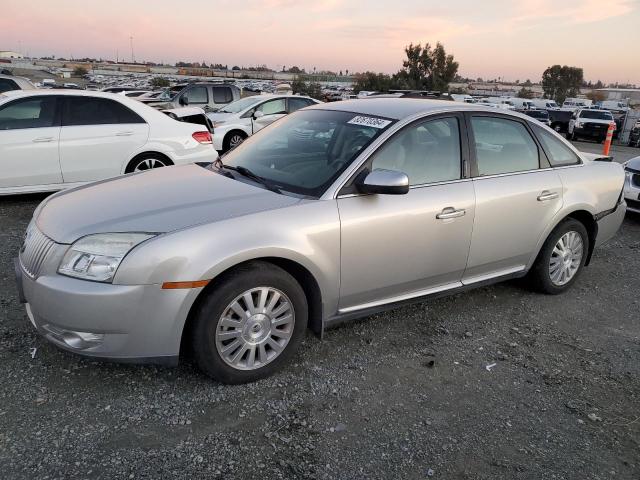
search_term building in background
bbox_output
[596,88,640,108]
[0,51,24,59]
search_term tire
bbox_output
[223,131,247,152]
[191,261,308,384]
[527,218,589,295]
[126,153,172,173]
[566,131,574,141]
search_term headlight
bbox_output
[58,233,155,282]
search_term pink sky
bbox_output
[1,0,639,83]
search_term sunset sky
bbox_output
[1,0,639,83]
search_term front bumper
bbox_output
[574,124,609,139]
[624,173,640,213]
[16,262,200,365]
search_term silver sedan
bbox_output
[15,98,627,383]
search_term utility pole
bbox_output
[130,36,135,64]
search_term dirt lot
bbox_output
[1,194,639,480]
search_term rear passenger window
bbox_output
[471,116,539,176]
[63,97,145,126]
[535,128,581,166]
[182,86,208,105]
[370,117,461,185]
[212,87,232,104]
[0,97,58,130]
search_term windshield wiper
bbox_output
[214,160,281,194]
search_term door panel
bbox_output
[0,127,62,187]
[464,170,563,280]
[337,182,475,310]
[0,96,62,188]
[59,124,148,182]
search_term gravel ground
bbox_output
[1,194,639,480]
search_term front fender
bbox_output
[114,200,341,319]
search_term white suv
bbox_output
[207,94,320,152]
[0,90,217,195]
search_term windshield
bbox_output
[218,96,264,113]
[580,110,613,120]
[220,109,394,197]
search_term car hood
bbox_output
[36,164,301,244]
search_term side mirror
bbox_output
[253,110,264,120]
[355,169,409,195]
[179,96,189,106]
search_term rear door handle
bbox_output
[436,207,466,220]
[115,130,134,136]
[537,191,559,202]
[32,136,54,143]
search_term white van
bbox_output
[451,94,476,103]
[531,99,559,110]
[562,98,592,109]
[484,97,516,110]
[508,97,535,110]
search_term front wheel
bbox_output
[223,131,247,152]
[191,261,308,384]
[527,219,589,294]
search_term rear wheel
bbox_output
[528,219,589,294]
[126,153,172,173]
[191,261,307,384]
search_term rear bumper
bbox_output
[574,125,609,139]
[17,264,200,365]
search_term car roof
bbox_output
[0,89,133,99]
[306,97,513,120]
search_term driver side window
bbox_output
[370,117,462,185]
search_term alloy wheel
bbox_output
[229,134,244,149]
[215,287,295,370]
[133,158,168,172]
[549,231,584,286]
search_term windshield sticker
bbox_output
[347,116,392,129]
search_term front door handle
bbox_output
[436,207,466,220]
[32,136,54,143]
[115,130,134,136]
[537,191,559,202]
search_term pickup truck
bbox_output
[567,109,615,142]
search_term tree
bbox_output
[232,65,240,70]
[291,79,322,100]
[586,90,606,102]
[517,87,534,99]
[73,66,88,76]
[287,66,302,74]
[353,71,394,93]
[392,42,458,91]
[151,77,170,88]
[541,65,584,104]
[594,80,604,89]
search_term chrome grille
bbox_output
[19,223,56,278]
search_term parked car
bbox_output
[624,156,640,213]
[567,108,616,142]
[14,99,626,383]
[0,74,36,93]
[524,109,551,126]
[120,90,151,98]
[100,86,141,94]
[207,94,320,151]
[628,122,640,147]
[562,98,592,109]
[144,82,241,113]
[548,109,573,133]
[0,90,217,195]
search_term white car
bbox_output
[207,94,320,152]
[624,157,640,213]
[0,90,217,195]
